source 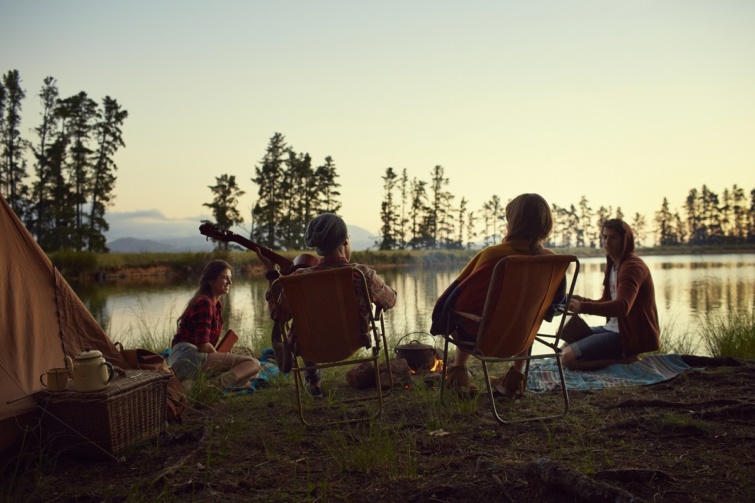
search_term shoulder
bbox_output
[619,255,650,276]
[534,247,555,256]
[191,295,216,310]
[353,263,377,277]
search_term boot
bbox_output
[491,367,525,400]
[445,365,476,395]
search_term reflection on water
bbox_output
[71,254,755,356]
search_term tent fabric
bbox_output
[0,193,127,452]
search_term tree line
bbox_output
[0,69,128,252]
[204,132,342,250]
[376,164,755,249]
[4,68,752,254]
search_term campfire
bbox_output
[408,353,444,375]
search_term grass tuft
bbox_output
[698,308,755,358]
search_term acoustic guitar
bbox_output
[199,222,319,274]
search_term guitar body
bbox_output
[291,253,320,271]
[199,222,319,274]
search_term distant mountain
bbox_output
[107,236,214,253]
[107,225,376,253]
[349,225,376,251]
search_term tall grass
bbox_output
[659,315,701,355]
[699,308,755,359]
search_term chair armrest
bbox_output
[451,310,483,323]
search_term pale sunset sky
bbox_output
[1,1,753,242]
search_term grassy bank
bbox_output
[48,244,755,279]
[4,351,753,502]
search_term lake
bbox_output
[72,254,755,357]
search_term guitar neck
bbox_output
[226,234,293,272]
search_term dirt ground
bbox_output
[4,356,754,503]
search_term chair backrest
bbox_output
[277,266,372,363]
[474,254,576,358]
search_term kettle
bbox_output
[65,348,114,392]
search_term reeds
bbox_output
[698,308,755,359]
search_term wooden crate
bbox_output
[35,370,170,459]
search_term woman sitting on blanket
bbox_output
[168,259,260,389]
[430,193,564,398]
[562,219,660,371]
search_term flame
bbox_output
[409,356,444,375]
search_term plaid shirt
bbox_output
[172,295,223,347]
[265,257,396,344]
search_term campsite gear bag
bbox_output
[40,368,70,392]
[115,344,187,423]
[65,349,114,392]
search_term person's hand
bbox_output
[254,246,276,272]
[568,298,582,314]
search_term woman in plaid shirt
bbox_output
[169,259,260,390]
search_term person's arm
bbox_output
[360,266,397,310]
[189,297,218,352]
[578,262,647,318]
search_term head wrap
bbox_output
[305,213,348,255]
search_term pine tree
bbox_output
[408,177,431,249]
[59,91,98,251]
[251,133,288,247]
[631,212,647,247]
[28,76,60,241]
[87,96,128,252]
[655,198,675,246]
[314,156,341,215]
[1,70,28,215]
[577,196,593,247]
[378,167,398,250]
[204,174,245,250]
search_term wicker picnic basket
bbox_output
[35,370,170,459]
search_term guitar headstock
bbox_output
[199,221,234,242]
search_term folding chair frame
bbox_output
[275,267,393,426]
[439,255,580,424]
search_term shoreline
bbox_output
[58,245,755,281]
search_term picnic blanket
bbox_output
[526,354,692,392]
[223,347,283,397]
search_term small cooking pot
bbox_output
[394,333,437,371]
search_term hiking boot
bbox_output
[445,365,477,395]
[491,367,525,400]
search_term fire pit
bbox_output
[394,333,444,373]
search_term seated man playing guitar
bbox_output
[255,213,397,397]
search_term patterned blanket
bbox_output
[223,347,283,397]
[526,354,692,392]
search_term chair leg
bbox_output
[555,355,570,417]
[479,361,509,425]
[439,336,451,404]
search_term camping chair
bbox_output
[273,266,393,426]
[439,254,579,424]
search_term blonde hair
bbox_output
[504,193,553,252]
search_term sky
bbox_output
[1,1,754,242]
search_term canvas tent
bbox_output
[0,192,130,453]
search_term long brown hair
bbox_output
[602,218,635,259]
[503,193,553,253]
[178,259,231,322]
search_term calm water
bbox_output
[72,254,755,356]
